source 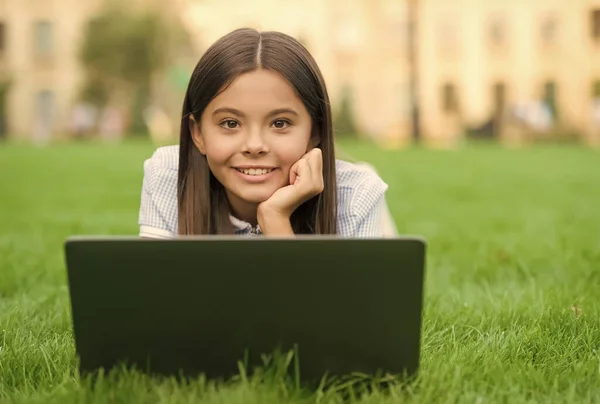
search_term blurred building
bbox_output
[179,0,600,147]
[1,0,600,146]
[417,0,600,147]
[0,0,101,141]
[0,0,183,142]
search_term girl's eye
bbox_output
[220,119,239,129]
[272,119,290,129]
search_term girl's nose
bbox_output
[242,129,269,155]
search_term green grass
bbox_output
[1,140,599,403]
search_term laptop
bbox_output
[64,236,426,384]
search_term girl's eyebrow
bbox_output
[267,108,299,117]
[213,107,245,117]
[212,107,299,118]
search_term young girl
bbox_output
[138,28,393,238]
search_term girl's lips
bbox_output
[233,167,278,183]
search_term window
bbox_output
[441,82,459,113]
[488,13,507,46]
[34,90,55,141]
[36,90,54,123]
[540,14,559,45]
[591,9,600,42]
[34,21,53,55]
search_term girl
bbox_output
[138,28,393,238]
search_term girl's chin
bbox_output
[229,187,281,205]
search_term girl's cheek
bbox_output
[273,140,310,162]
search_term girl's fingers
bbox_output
[307,148,324,192]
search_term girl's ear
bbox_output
[189,116,206,155]
[308,136,320,151]
[307,127,321,151]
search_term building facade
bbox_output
[0,0,103,140]
[1,0,599,146]
[418,0,600,146]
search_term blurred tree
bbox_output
[79,72,109,107]
[333,86,359,138]
[78,1,178,136]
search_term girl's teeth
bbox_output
[239,168,272,175]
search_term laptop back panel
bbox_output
[65,237,426,382]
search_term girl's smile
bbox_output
[233,166,278,183]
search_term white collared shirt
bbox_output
[138,145,392,238]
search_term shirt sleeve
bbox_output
[347,164,397,238]
[138,157,177,239]
[351,183,390,237]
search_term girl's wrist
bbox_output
[257,206,295,237]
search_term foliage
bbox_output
[77,1,176,134]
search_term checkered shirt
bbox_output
[138,146,389,238]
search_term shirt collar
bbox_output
[229,215,262,234]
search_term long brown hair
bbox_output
[178,28,337,235]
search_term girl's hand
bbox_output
[257,148,324,233]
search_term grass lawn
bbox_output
[0,139,599,403]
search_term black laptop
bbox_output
[64,236,426,384]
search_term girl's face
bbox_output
[191,69,318,220]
